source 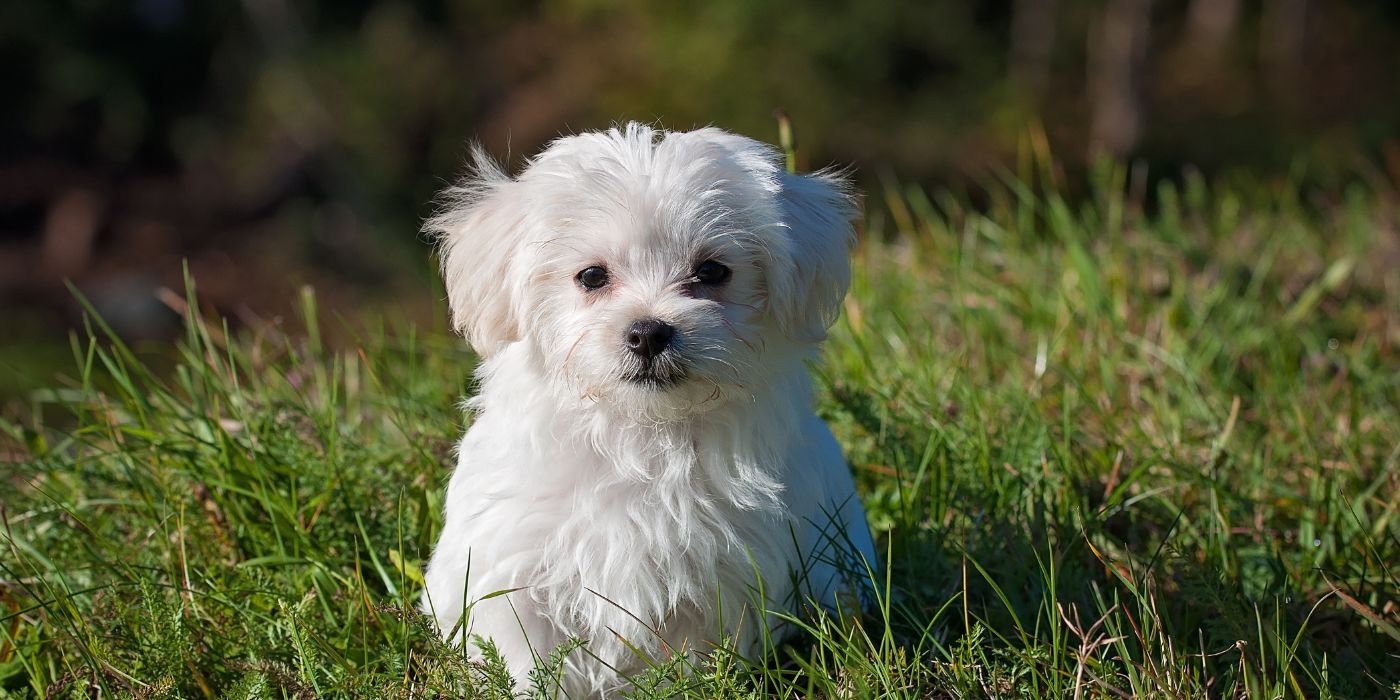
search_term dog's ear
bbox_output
[426,147,527,357]
[768,169,858,343]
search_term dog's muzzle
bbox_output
[622,319,687,388]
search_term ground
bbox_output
[3,164,1398,698]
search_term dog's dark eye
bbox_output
[693,260,731,285]
[577,266,610,290]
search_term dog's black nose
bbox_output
[625,319,675,359]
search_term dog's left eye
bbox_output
[693,260,731,285]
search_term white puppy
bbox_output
[420,123,876,697]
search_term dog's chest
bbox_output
[528,440,794,633]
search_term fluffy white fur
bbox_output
[420,123,876,698]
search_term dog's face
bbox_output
[429,124,856,418]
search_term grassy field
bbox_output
[3,162,1398,698]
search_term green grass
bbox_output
[3,164,1398,698]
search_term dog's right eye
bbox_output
[577,266,610,290]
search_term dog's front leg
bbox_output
[456,592,568,692]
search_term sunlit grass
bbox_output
[2,164,1397,698]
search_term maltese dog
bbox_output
[420,123,876,697]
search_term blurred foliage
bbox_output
[7,1,1400,180]
[2,0,1400,348]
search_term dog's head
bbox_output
[429,123,856,417]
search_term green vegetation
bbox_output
[3,166,1398,698]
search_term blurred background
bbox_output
[3,0,1400,395]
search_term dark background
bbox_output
[4,0,1399,394]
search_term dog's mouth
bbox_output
[622,359,689,390]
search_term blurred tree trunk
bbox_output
[41,188,103,278]
[1184,0,1240,61]
[1088,0,1152,159]
[1262,0,1308,111]
[1010,0,1058,102]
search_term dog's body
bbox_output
[420,124,875,697]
